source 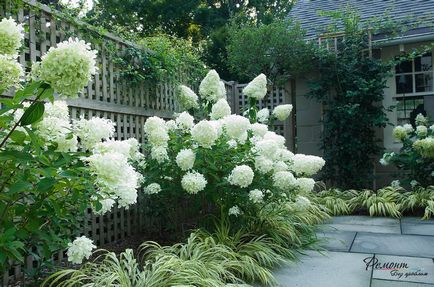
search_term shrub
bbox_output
[381,114,434,187]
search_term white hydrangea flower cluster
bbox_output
[290,154,325,176]
[73,117,115,151]
[272,104,293,121]
[296,178,316,193]
[0,17,24,55]
[415,113,428,126]
[228,205,242,216]
[223,115,250,141]
[144,116,169,147]
[392,125,411,141]
[228,165,254,188]
[249,189,264,203]
[32,38,97,98]
[191,120,218,148]
[416,125,428,137]
[36,101,78,152]
[273,171,297,191]
[210,98,231,120]
[250,123,268,137]
[257,108,270,124]
[181,171,207,194]
[413,137,434,158]
[177,85,199,110]
[242,73,267,100]
[0,55,24,91]
[176,149,196,171]
[176,112,195,130]
[93,138,140,160]
[66,236,96,264]
[144,183,162,195]
[254,156,274,174]
[199,69,226,102]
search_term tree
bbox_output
[226,20,315,84]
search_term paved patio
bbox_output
[273,216,434,287]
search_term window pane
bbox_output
[415,73,433,92]
[396,75,413,93]
[415,52,432,72]
[396,100,405,110]
[395,59,412,73]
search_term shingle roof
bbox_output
[288,0,434,40]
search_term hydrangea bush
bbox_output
[136,69,325,232]
[381,114,434,187]
[0,20,141,276]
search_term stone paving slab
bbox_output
[401,223,434,236]
[316,230,357,252]
[320,223,401,234]
[401,217,434,225]
[273,251,372,287]
[371,279,434,287]
[330,216,400,226]
[371,254,434,284]
[351,232,434,258]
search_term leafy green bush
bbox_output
[381,114,434,187]
[400,186,434,219]
[349,187,402,218]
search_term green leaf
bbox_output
[13,81,42,102]
[0,150,33,161]
[20,102,45,126]
[37,178,56,193]
[9,180,32,194]
[9,130,27,144]
[39,87,55,102]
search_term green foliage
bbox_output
[400,186,434,219]
[307,10,392,189]
[227,20,315,84]
[43,199,328,287]
[0,82,99,280]
[349,187,402,218]
[315,189,358,215]
[382,116,434,187]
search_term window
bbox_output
[395,97,424,125]
[395,53,433,95]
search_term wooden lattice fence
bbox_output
[0,1,184,285]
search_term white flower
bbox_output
[227,139,238,148]
[296,178,315,193]
[249,189,264,203]
[410,180,419,188]
[209,120,223,137]
[278,149,294,162]
[254,156,274,174]
[165,119,177,131]
[413,137,434,158]
[181,171,207,194]
[228,205,241,217]
[254,139,279,160]
[273,161,289,172]
[243,73,267,100]
[94,198,115,215]
[415,113,427,126]
[56,135,78,152]
[290,154,325,176]
[191,120,218,148]
[199,70,225,102]
[263,131,285,147]
[93,139,135,160]
[273,171,297,191]
[223,115,250,141]
[144,183,161,195]
[151,146,169,163]
[210,98,231,120]
[0,17,24,55]
[67,236,96,264]
[32,38,97,97]
[228,165,254,188]
[144,117,169,147]
[403,124,414,134]
[0,55,24,91]
[176,149,196,171]
[84,152,140,208]
[391,180,401,189]
[392,125,407,140]
[45,101,70,120]
[249,123,268,138]
[73,117,115,150]
[177,85,199,110]
[416,125,428,137]
[272,104,293,121]
[257,108,270,124]
[295,195,311,209]
[176,111,195,130]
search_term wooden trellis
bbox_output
[0,0,184,285]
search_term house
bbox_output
[288,0,434,187]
